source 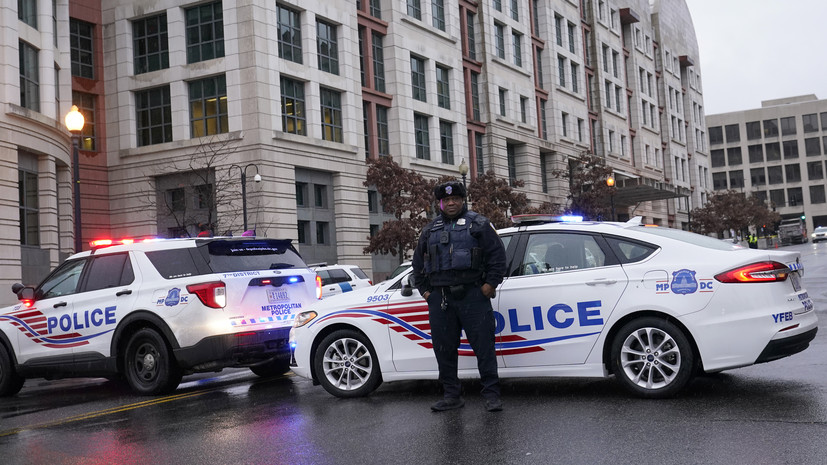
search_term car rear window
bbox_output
[350,267,370,280]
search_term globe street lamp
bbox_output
[458,158,469,187]
[606,174,616,222]
[230,164,261,232]
[65,105,85,252]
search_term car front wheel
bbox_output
[610,317,694,398]
[314,329,381,398]
[0,344,24,397]
[124,328,183,395]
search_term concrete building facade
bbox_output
[2,0,710,292]
[707,94,827,232]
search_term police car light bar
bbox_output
[89,237,163,249]
[511,214,583,225]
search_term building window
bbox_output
[557,56,566,87]
[19,41,39,111]
[783,140,799,159]
[470,72,481,121]
[561,112,568,138]
[369,0,382,18]
[317,19,339,75]
[712,172,727,190]
[803,113,819,133]
[567,22,576,53]
[708,126,723,145]
[368,190,378,213]
[18,169,39,246]
[785,164,801,183]
[432,0,445,31]
[763,119,778,137]
[710,149,725,168]
[475,132,484,176]
[314,184,327,208]
[466,11,477,60]
[536,52,544,89]
[296,182,307,206]
[297,220,309,244]
[320,87,343,143]
[493,0,502,12]
[767,165,783,184]
[769,189,785,209]
[805,137,822,156]
[188,75,228,139]
[510,0,519,20]
[810,185,826,204]
[787,187,803,207]
[540,99,548,140]
[136,86,172,146]
[745,121,761,140]
[277,4,302,64]
[724,124,740,143]
[407,0,421,19]
[70,19,94,78]
[520,97,528,124]
[750,167,766,186]
[512,32,522,67]
[495,23,505,59]
[436,65,450,109]
[185,2,224,63]
[19,0,37,28]
[541,153,548,193]
[571,63,579,93]
[748,144,763,163]
[807,161,824,180]
[765,142,781,161]
[498,87,507,117]
[372,32,385,92]
[507,143,517,187]
[780,116,796,136]
[411,56,427,102]
[727,147,742,166]
[72,92,96,151]
[167,187,185,212]
[728,170,743,190]
[439,121,454,164]
[414,113,430,160]
[376,105,390,156]
[281,77,306,135]
[133,14,169,74]
[554,15,563,46]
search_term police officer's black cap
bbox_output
[434,181,467,200]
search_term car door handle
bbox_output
[53,301,67,308]
[116,289,133,296]
[586,278,617,286]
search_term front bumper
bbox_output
[174,327,292,372]
[755,327,818,363]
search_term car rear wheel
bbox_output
[314,329,381,398]
[0,344,24,397]
[124,328,183,395]
[250,357,291,377]
[610,317,694,398]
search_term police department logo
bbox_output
[445,185,453,195]
[671,269,698,295]
[164,288,181,306]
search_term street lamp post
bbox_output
[606,174,616,222]
[65,105,85,252]
[458,158,469,188]
[230,164,261,232]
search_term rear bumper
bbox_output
[755,327,818,363]
[174,327,291,372]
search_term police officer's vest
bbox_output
[423,211,485,275]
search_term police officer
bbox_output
[411,181,507,412]
[748,233,758,249]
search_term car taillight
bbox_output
[186,281,226,308]
[315,275,323,299]
[714,261,789,283]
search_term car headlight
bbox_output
[293,311,318,328]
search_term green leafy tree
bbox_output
[551,153,617,220]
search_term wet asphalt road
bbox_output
[1,243,826,465]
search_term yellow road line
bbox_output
[0,389,210,437]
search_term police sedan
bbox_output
[289,216,818,399]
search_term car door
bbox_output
[14,258,87,365]
[317,269,345,298]
[495,231,628,367]
[70,252,139,360]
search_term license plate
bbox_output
[789,272,801,292]
[267,288,290,303]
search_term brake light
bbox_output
[315,275,323,299]
[186,281,227,308]
[714,261,789,283]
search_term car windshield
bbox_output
[629,226,742,251]
[203,239,307,272]
[816,227,827,233]
[387,262,412,279]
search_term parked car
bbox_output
[311,264,372,298]
[0,236,321,396]
[290,216,817,399]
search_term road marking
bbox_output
[0,389,210,437]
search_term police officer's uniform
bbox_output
[411,181,507,412]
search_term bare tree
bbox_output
[552,152,617,220]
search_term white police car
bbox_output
[289,216,818,399]
[0,236,321,396]
[311,264,373,298]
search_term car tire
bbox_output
[610,317,694,399]
[0,344,24,397]
[314,329,382,398]
[250,357,291,377]
[124,328,183,396]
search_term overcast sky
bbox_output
[685,0,827,115]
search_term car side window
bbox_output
[520,233,606,275]
[329,269,351,283]
[350,267,370,280]
[38,259,87,300]
[604,236,658,264]
[83,253,134,292]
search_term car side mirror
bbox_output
[12,283,24,295]
[400,275,414,297]
[17,286,35,304]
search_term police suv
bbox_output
[0,236,321,396]
[289,216,818,399]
